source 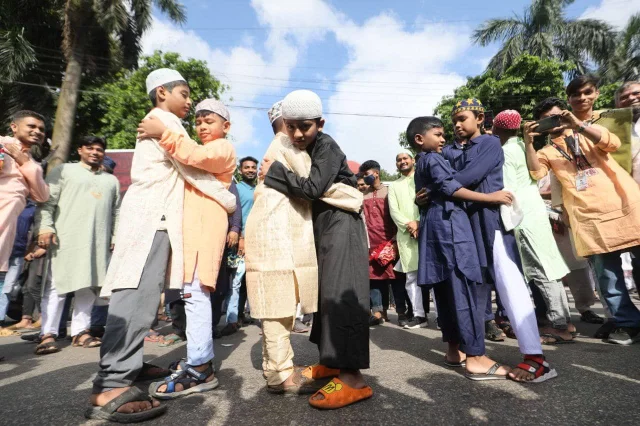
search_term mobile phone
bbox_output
[484,110,494,130]
[535,115,562,133]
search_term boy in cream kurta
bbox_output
[138,99,236,399]
[246,101,363,394]
[88,70,236,423]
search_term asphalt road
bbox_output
[1,297,639,426]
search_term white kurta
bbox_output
[101,108,236,296]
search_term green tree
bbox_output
[50,0,186,171]
[432,55,571,142]
[77,51,226,149]
[601,13,640,83]
[473,0,615,76]
[0,0,65,128]
[380,168,400,182]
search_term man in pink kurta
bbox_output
[0,111,49,274]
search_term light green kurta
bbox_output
[388,172,420,272]
[503,137,569,281]
[36,163,120,294]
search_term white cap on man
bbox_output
[145,68,186,94]
[281,90,323,120]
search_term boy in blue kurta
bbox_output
[409,116,513,381]
[446,99,557,383]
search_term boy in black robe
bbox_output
[260,89,372,409]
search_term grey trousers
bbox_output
[92,231,170,393]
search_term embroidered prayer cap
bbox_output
[282,90,323,120]
[145,68,186,94]
[397,148,415,158]
[493,110,522,130]
[268,100,283,124]
[452,98,484,116]
[196,99,230,121]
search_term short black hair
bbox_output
[356,172,365,180]
[149,80,189,106]
[195,109,227,121]
[78,135,107,149]
[359,160,381,174]
[12,110,45,124]
[532,98,568,120]
[239,156,259,167]
[406,116,444,149]
[566,74,599,97]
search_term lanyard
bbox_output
[551,136,593,171]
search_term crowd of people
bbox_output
[0,67,639,421]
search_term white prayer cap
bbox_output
[397,148,415,158]
[268,100,283,124]
[195,99,230,121]
[145,68,186,94]
[282,90,323,120]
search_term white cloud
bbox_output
[580,0,640,29]
[141,0,469,170]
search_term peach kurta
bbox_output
[158,130,236,288]
[530,125,640,257]
[0,138,49,271]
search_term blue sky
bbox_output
[142,0,640,170]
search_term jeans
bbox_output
[225,259,245,324]
[591,247,640,328]
[0,256,25,321]
[370,279,389,313]
[370,277,412,316]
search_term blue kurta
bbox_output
[443,134,517,282]
[415,152,483,286]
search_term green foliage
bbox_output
[595,83,617,110]
[76,51,226,149]
[432,55,570,142]
[600,13,640,83]
[474,0,616,77]
[380,168,400,182]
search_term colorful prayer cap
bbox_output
[452,98,484,116]
[282,90,323,120]
[397,148,414,158]
[145,68,186,94]
[196,99,230,121]
[268,100,283,124]
[493,110,522,130]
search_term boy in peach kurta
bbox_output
[137,99,236,399]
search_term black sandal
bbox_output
[149,360,219,400]
[35,335,60,355]
[485,320,506,342]
[72,330,102,348]
[85,387,167,423]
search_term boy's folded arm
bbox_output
[265,144,337,201]
[159,129,237,175]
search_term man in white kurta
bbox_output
[88,69,236,423]
[35,136,119,350]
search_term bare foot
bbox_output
[155,363,215,393]
[465,355,511,376]
[566,322,577,334]
[539,326,573,343]
[10,319,34,329]
[91,387,159,414]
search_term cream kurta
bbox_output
[0,138,49,272]
[245,133,363,319]
[101,108,236,296]
[531,125,640,257]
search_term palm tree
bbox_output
[601,13,640,83]
[473,0,616,76]
[49,0,186,170]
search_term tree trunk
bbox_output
[49,42,84,172]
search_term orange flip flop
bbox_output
[302,364,340,380]
[308,378,373,409]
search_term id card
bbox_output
[575,172,588,191]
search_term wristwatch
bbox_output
[576,121,591,133]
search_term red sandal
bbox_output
[511,355,557,383]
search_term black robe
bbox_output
[264,132,370,370]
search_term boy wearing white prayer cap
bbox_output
[87,70,236,422]
[259,90,372,409]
